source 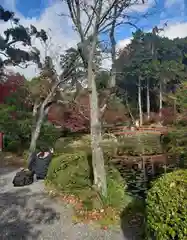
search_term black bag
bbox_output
[13,169,34,187]
[35,152,52,180]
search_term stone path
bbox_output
[0,167,132,240]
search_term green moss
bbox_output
[54,136,91,154]
[47,151,92,192]
[146,169,187,240]
[46,152,128,213]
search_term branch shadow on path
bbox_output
[0,183,60,239]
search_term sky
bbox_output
[0,0,187,79]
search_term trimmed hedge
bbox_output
[54,133,162,160]
[46,151,128,210]
[117,133,162,155]
[146,169,187,240]
[46,151,92,191]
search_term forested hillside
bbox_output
[116,29,187,125]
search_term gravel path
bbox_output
[0,167,134,240]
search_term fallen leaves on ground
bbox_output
[73,204,120,229]
[46,186,120,230]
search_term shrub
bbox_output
[117,133,162,155]
[162,128,187,167]
[3,122,60,154]
[46,151,127,211]
[37,123,61,151]
[54,135,91,154]
[54,132,162,160]
[54,134,118,160]
[4,139,19,153]
[103,166,129,211]
[146,169,187,240]
[46,151,93,192]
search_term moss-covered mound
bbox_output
[146,169,187,240]
[47,151,92,191]
[46,151,128,211]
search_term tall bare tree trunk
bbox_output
[125,93,135,125]
[147,79,150,120]
[29,111,44,153]
[138,76,143,126]
[65,0,141,197]
[174,98,176,124]
[28,104,45,165]
[88,67,107,197]
[159,80,163,118]
[27,79,61,165]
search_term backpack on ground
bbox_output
[12,169,34,187]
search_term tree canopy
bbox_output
[0,5,47,77]
[116,29,187,121]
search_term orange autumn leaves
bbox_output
[48,189,119,230]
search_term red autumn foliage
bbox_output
[160,107,175,125]
[0,76,127,132]
[0,73,25,104]
[47,102,89,132]
[143,108,175,126]
[47,90,128,132]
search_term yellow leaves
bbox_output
[29,76,53,100]
[73,203,120,228]
[169,182,176,188]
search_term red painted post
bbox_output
[0,132,4,151]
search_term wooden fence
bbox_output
[110,126,168,136]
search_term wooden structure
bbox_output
[108,126,175,181]
[103,125,178,197]
[111,126,168,136]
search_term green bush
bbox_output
[54,133,162,159]
[46,151,128,211]
[146,169,187,240]
[36,123,61,151]
[46,151,92,191]
[117,133,162,155]
[54,134,118,160]
[103,166,130,211]
[3,123,60,154]
[54,135,91,154]
[162,128,187,167]
[4,139,19,153]
[46,151,98,210]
